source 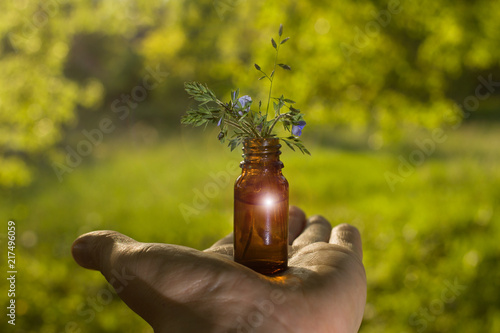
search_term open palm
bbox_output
[72,206,366,333]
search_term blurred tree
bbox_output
[0,0,161,187]
[1,0,499,188]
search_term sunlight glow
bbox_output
[264,196,274,207]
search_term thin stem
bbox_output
[258,69,271,82]
[244,118,261,137]
[224,119,254,136]
[218,98,261,138]
[265,37,281,119]
[246,113,262,137]
[267,113,287,134]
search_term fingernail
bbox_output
[71,237,97,270]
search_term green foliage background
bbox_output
[1,0,499,332]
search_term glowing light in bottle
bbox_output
[264,195,274,207]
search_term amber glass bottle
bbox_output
[234,138,289,275]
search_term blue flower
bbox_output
[236,95,252,115]
[292,120,306,136]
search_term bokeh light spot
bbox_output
[315,18,331,35]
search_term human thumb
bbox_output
[71,230,137,271]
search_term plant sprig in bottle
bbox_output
[182,24,310,155]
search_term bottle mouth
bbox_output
[242,138,281,152]
[241,138,283,169]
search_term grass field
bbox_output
[2,121,499,332]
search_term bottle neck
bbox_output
[240,138,283,172]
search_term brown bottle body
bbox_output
[234,138,289,275]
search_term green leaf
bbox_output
[184,82,219,105]
[271,38,277,49]
[283,139,295,151]
[228,138,243,151]
[230,140,237,151]
[284,98,296,104]
[279,24,283,37]
[282,136,311,155]
[283,122,290,132]
[278,64,291,70]
[218,131,225,142]
[253,112,260,123]
[280,37,290,44]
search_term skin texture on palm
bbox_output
[71,206,366,333]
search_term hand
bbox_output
[71,206,366,333]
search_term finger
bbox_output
[71,230,136,271]
[204,233,234,256]
[292,215,332,246]
[288,206,307,244]
[71,230,210,330]
[208,232,233,248]
[206,205,307,251]
[71,231,155,318]
[329,223,363,261]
